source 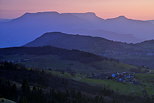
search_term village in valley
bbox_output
[88,72,138,84]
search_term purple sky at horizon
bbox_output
[0,0,154,20]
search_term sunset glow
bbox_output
[0,0,154,20]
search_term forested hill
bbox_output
[0,46,142,73]
[24,32,154,69]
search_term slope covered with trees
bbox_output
[0,62,153,103]
[0,46,142,73]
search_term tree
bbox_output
[21,80,30,95]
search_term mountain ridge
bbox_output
[0,46,140,73]
[0,11,154,47]
[25,32,154,69]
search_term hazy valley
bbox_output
[0,12,154,47]
[25,32,154,69]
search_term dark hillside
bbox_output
[0,46,141,73]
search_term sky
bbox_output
[0,0,154,20]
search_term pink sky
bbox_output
[0,0,154,20]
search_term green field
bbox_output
[46,70,154,96]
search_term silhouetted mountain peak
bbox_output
[75,12,97,16]
[62,12,103,21]
[62,12,96,16]
[22,11,97,18]
[43,32,66,36]
[1,11,154,48]
[15,11,60,20]
[24,32,127,53]
[23,11,60,16]
[106,16,128,21]
[116,16,128,19]
[16,11,102,22]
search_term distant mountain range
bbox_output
[0,11,154,47]
[25,32,154,69]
